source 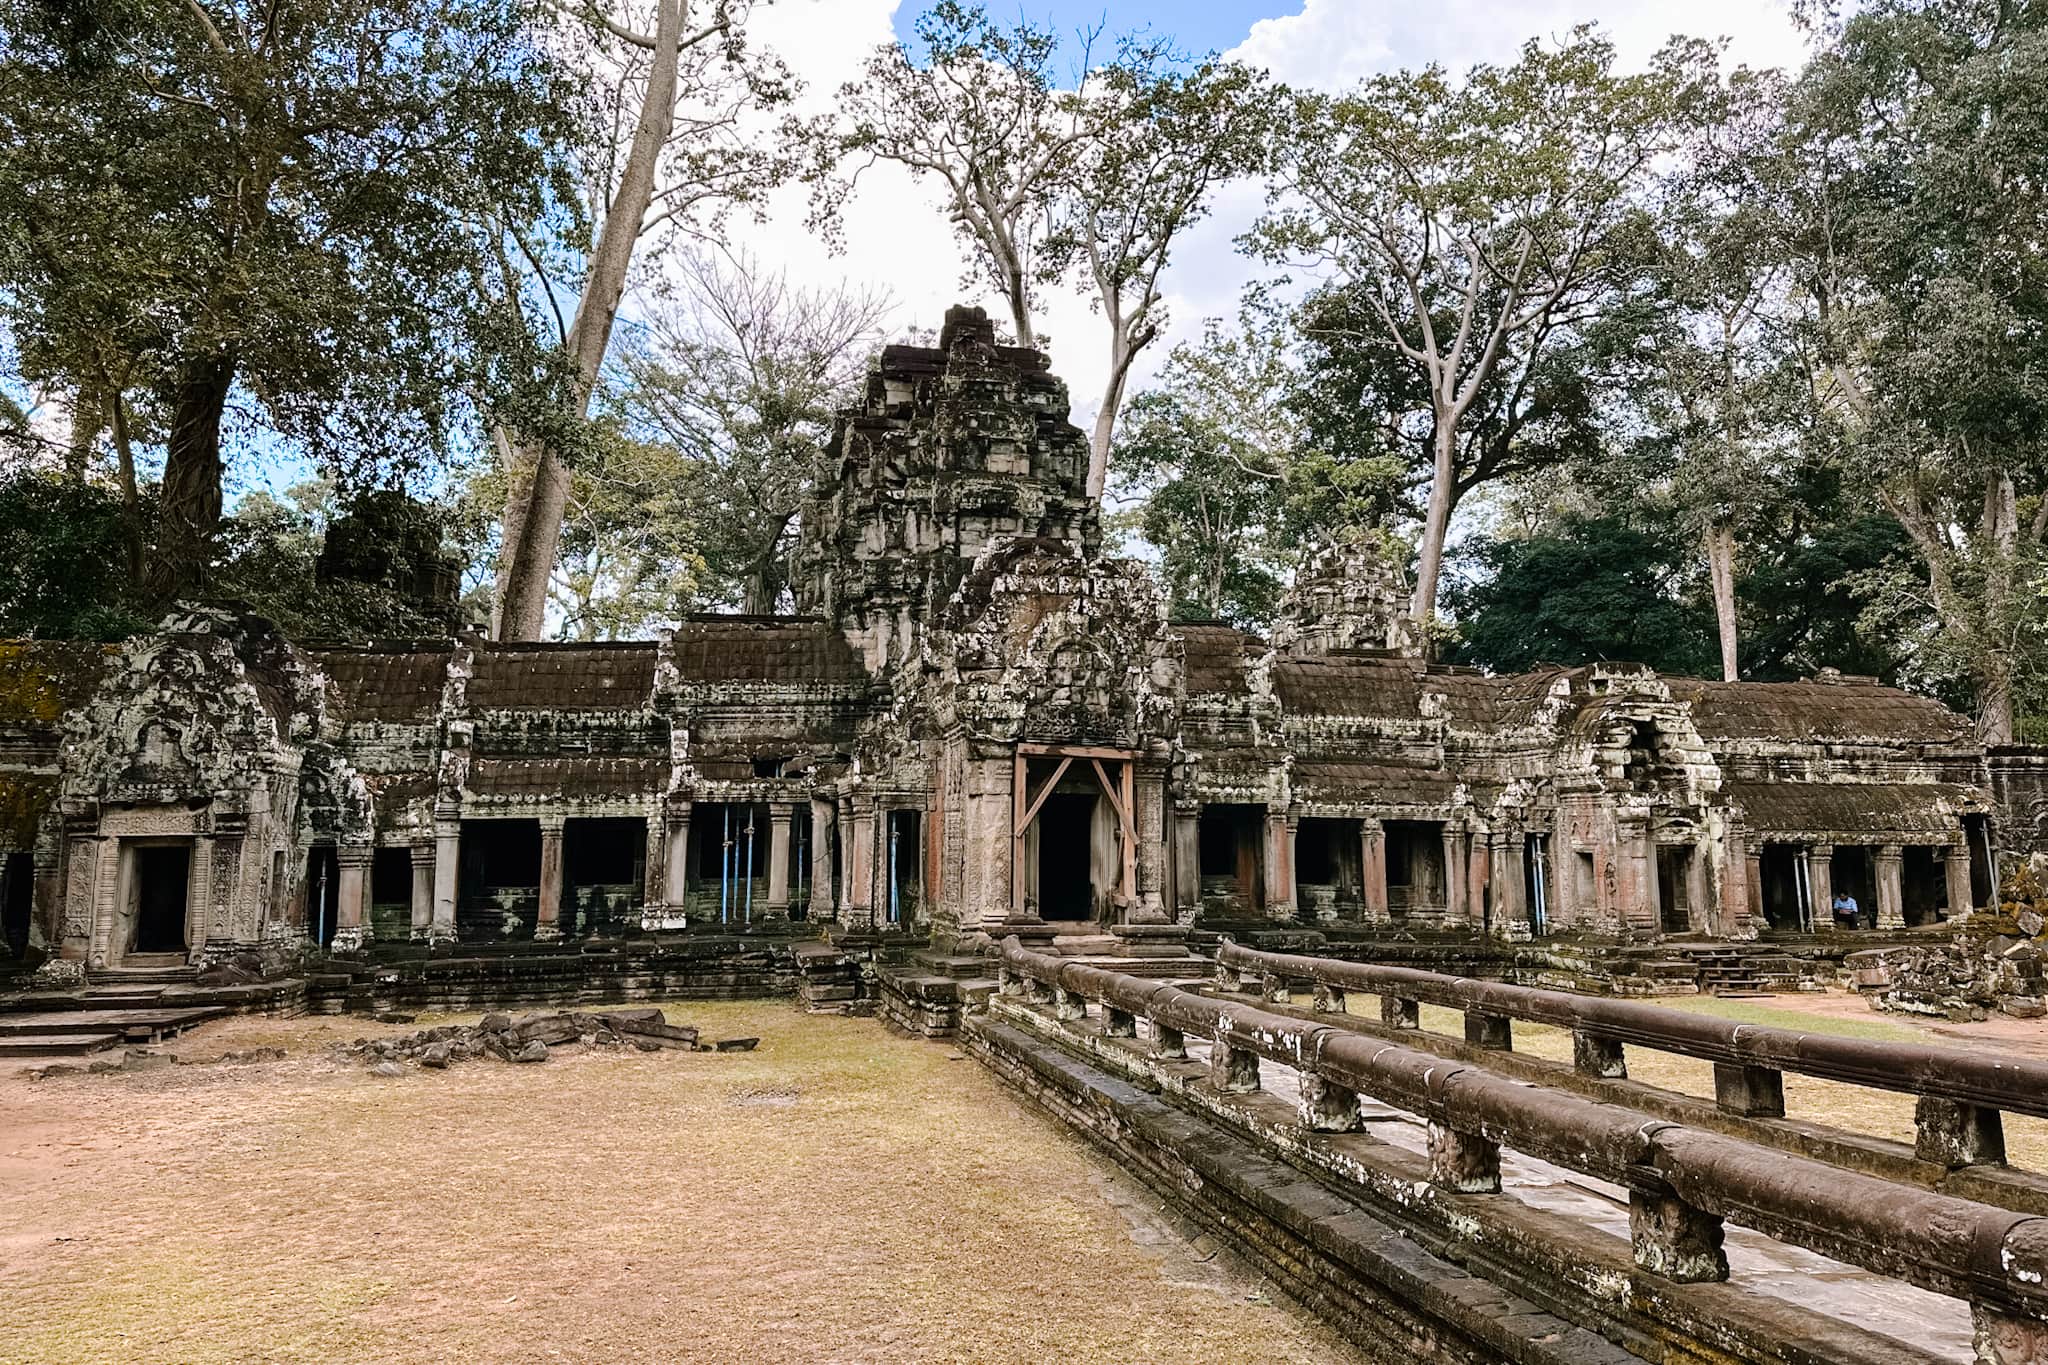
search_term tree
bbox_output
[0,469,151,640]
[0,0,583,601]
[1787,0,2048,742]
[491,0,798,641]
[833,5,1264,496]
[614,249,890,613]
[1629,67,1805,681]
[1110,320,1292,625]
[1044,55,1270,497]
[1446,512,1719,677]
[1252,29,1717,630]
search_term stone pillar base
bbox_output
[30,957,86,989]
[330,926,372,953]
[532,924,563,942]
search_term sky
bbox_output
[736,0,1817,454]
[203,0,1816,510]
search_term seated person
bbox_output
[1831,891,1860,928]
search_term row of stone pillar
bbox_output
[327,798,896,947]
[1739,840,1973,930]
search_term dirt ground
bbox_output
[0,1004,1356,1365]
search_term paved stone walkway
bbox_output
[1177,1033,1973,1361]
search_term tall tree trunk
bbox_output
[109,395,144,587]
[1978,666,2016,746]
[65,385,104,482]
[1087,320,1136,502]
[1408,421,1459,632]
[1704,521,1740,682]
[496,0,687,641]
[146,351,237,603]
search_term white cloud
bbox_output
[677,0,1817,445]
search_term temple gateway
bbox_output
[2,307,2042,998]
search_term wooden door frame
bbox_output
[1011,743,1137,916]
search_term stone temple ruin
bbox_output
[1,305,2043,1012]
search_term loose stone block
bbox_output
[1629,1189,1728,1283]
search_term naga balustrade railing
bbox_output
[994,935,2048,1343]
[1216,939,2048,1170]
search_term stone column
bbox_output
[1875,843,1905,930]
[1132,764,1168,922]
[847,797,876,927]
[1172,804,1200,918]
[642,813,664,923]
[766,802,794,918]
[659,801,692,929]
[1720,821,1753,939]
[835,798,854,919]
[409,841,435,939]
[1468,834,1492,932]
[1808,844,1834,927]
[331,844,371,951]
[431,817,460,944]
[1744,850,1764,931]
[186,834,216,962]
[1945,841,1974,917]
[1441,826,1468,927]
[1613,817,1654,937]
[88,835,119,969]
[809,797,835,920]
[1359,820,1389,924]
[1491,832,1523,937]
[535,814,565,941]
[1264,808,1295,920]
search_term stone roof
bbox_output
[311,647,451,723]
[1177,624,1262,696]
[671,618,868,686]
[1674,679,1971,745]
[1727,780,1987,838]
[469,643,660,710]
[1273,655,1425,719]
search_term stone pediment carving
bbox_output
[925,539,1177,749]
[60,607,315,806]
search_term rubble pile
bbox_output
[1854,870,2048,1021]
[339,1008,721,1072]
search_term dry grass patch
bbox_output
[0,1003,1356,1365]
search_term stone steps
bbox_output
[0,1032,123,1058]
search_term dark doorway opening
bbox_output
[303,845,339,948]
[370,846,413,941]
[694,802,766,920]
[458,819,542,940]
[1295,818,1362,916]
[1385,820,1446,920]
[886,809,922,925]
[1832,846,1876,929]
[1902,846,1943,926]
[566,817,646,936]
[1656,845,1694,934]
[1963,815,1995,910]
[1197,804,1264,913]
[133,843,192,953]
[1759,844,1808,933]
[3,851,34,960]
[1036,792,1096,920]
